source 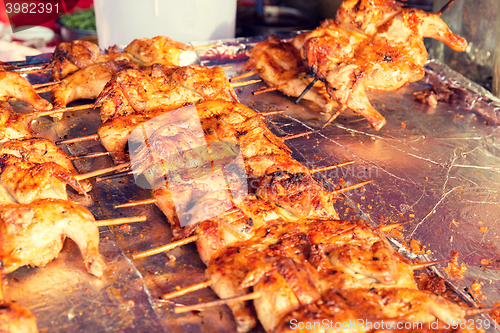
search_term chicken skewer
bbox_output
[300,1,467,130]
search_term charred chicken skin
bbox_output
[301,4,467,130]
[0,138,92,202]
[51,36,194,80]
[0,199,105,277]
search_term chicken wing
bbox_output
[0,71,52,111]
[0,199,105,277]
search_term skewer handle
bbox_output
[114,198,157,209]
[133,235,198,259]
[74,162,131,181]
[56,134,99,145]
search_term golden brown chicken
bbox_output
[96,64,238,123]
[0,71,52,111]
[51,60,138,108]
[51,36,194,80]
[302,6,467,130]
[242,34,337,113]
[0,102,34,144]
[0,138,92,195]
[0,199,106,277]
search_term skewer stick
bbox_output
[32,81,60,89]
[465,307,500,316]
[96,215,147,227]
[229,79,262,88]
[74,162,131,181]
[131,207,241,258]
[174,291,261,314]
[56,134,99,145]
[436,0,456,15]
[282,130,319,141]
[229,70,258,82]
[34,86,57,94]
[10,66,52,74]
[162,280,212,300]
[114,198,157,209]
[295,77,319,104]
[6,61,51,70]
[331,180,372,195]
[69,151,110,161]
[309,160,355,174]
[322,105,346,129]
[35,103,95,118]
[133,235,199,259]
[252,84,287,96]
[96,169,135,182]
[412,259,450,270]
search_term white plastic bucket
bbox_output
[94,0,237,48]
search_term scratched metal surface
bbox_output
[3,38,500,332]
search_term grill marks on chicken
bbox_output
[0,199,105,277]
[242,35,337,113]
[0,138,92,204]
[301,3,467,130]
[96,64,238,123]
[51,36,194,81]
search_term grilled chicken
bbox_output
[242,35,337,113]
[276,287,466,333]
[51,60,138,108]
[51,36,194,80]
[303,7,467,130]
[0,138,92,195]
[0,199,105,277]
[0,102,34,144]
[0,71,52,111]
[96,65,238,123]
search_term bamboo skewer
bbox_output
[56,134,99,145]
[412,260,450,270]
[69,151,111,161]
[229,79,262,88]
[114,198,157,209]
[379,221,412,233]
[322,105,347,129]
[34,86,57,94]
[36,103,96,118]
[96,215,147,227]
[309,160,355,174]
[330,180,372,195]
[252,84,286,96]
[162,280,212,300]
[281,130,320,141]
[96,169,135,182]
[32,81,60,89]
[229,70,258,82]
[133,236,199,260]
[174,291,261,314]
[74,162,131,181]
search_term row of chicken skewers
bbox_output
[0,2,491,331]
